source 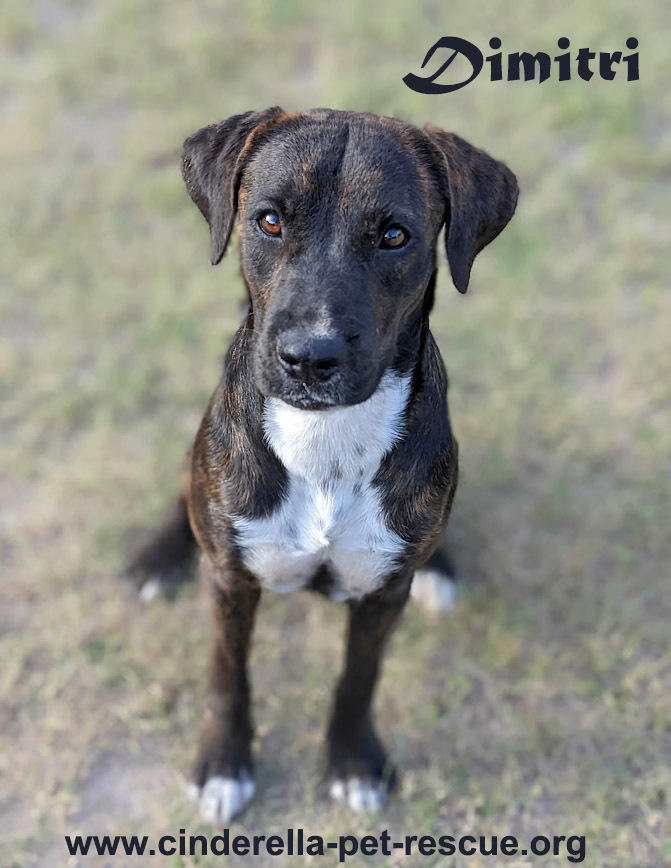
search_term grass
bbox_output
[0,0,669,864]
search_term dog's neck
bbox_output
[262,369,411,484]
[393,269,437,379]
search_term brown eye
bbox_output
[380,225,408,249]
[259,211,282,237]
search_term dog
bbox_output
[130,107,518,823]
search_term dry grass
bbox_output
[1,0,669,865]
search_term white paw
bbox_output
[187,774,255,824]
[138,577,163,603]
[329,777,385,812]
[411,569,457,615]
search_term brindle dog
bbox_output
[131,108,518,822]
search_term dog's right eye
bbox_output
[258,211,282,237]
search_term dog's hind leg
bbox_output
[127,456,197,600]
[411,544,458,616]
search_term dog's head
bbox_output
[182,108,518,409]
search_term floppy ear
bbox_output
[422,125,519,293]
[181,107,285,265]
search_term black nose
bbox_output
[277,329,346,383]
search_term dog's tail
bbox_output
[127,458,197,600]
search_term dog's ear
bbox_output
[422,125,518,293]
[182,107,286,265]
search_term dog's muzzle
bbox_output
[276,327,346,386]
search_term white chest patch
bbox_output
[232,371,411,601]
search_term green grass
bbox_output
[1,0,669,865]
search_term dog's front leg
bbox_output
[189,557,260,823]
[327,575,412,812]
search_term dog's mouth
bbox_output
[255,335,385,411]
[265,381,350,411]
[258,369,383,412]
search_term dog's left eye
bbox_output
[379,225,408,249]
[258,211,282,237]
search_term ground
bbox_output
[0,1,669,865]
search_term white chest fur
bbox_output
[232,371,411,600]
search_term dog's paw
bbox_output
[187,773,255,824]
[129,569,187,603]
[190,726,255,824]
[411,568,457,615]
[137,575,167,603]
[327,723,395,814]
[329,776,385,812]
[123,562,178,603]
